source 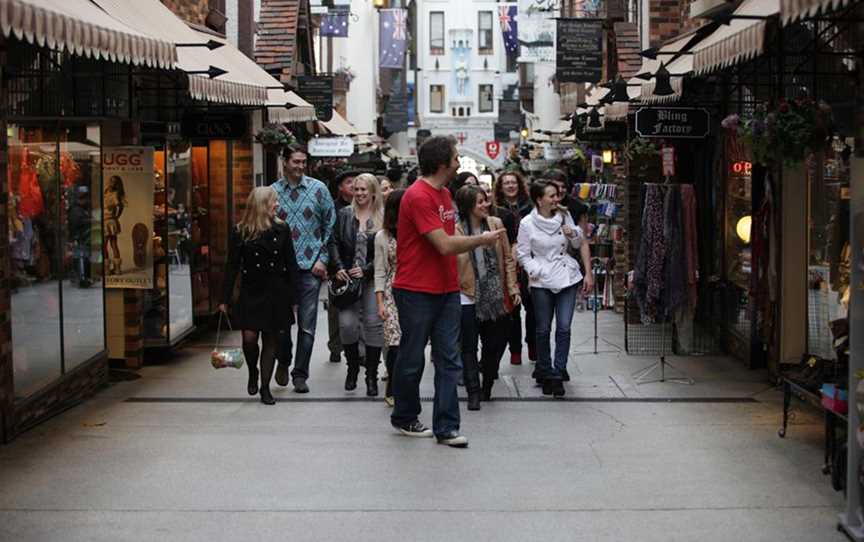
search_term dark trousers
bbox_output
[461,305,510,392]
[520,278,537,355]
[391,289,461,438]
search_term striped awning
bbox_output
[268,89,317,123]
[92,0,268,105]
[0,0,175,68]
[781,0,851,24]
[693,0,780,74]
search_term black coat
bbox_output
[328,206,377,280]
[222,223,299,331]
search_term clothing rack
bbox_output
[630,181,697,385]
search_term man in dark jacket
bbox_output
[326,169,358,363]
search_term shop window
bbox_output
[430,85,445,113]
[430,12,445,55]
[479,84,494,113]
[8,123,105,398]
[478,11,494,55]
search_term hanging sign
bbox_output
[103,147,155,289]
[384,70,409,134]
[634,107,711,139]
[298,76,334,122]
[555,19,603,83]
[661,145,676,177]
[498,99,522,130]
[308,136,354,157]
[494,123,515,143]
[486,141,501,160]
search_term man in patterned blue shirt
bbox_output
[272,144,336,393]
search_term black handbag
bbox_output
[329,276,362,309]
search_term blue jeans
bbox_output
[531,284,578,380]
[284,271,322,381]
[391,289,462,437]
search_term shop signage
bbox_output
[555,19,604,83]
[543,144,576,161]
[298,76,334,122]
[181,112,247,139]
[384,71,409,134]
[730,160,753,176]
[662,146,676,177]
[103,147,155,289]
[498,99,521,130]
[485,141,501,160]
[634,107,711,139]
[308,136,354,157]
[494,123,515,142]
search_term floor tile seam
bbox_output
[0,505,840,514]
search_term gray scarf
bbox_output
[463,218,507,322]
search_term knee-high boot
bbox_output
[384,346,398,398]
[364,346,381,397]
[344,343,361,391]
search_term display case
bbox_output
[142,141,195,346]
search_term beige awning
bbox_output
[639,35,698,105]
[92,0,267,105]
[781,0,851,24]
[693,0,780,75]
[320,111,356,136]
[0,0,175,68]
[268,89,317,123]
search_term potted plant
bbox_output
[623,137,660,176]
[735,99,832,166]
[255,124,296,153]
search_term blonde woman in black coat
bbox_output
[219,186,299,405]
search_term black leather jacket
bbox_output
[328,206,377,280]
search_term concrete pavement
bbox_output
[0,307,846,541]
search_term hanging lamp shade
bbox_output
[653,62,675,96]
[588,107,602,128]
[611,74,631,102]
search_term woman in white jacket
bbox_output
[516,179,593,397]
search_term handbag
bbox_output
[211,311,244,369]
[559,213,582,260]
[329,275,362,309]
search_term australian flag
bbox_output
[379,8,407,69]
[321,10,349,38]
[499,5,518,56]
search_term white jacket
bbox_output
[516,208,584,291]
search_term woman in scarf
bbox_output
[454,185,520,410]
[516,180,593,397]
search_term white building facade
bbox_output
[416,0,519,168]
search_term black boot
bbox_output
[481,378,494,401]
[365,346,381,397]
[247,366,259,396]
[344,343,361,391]
[467,392,481,411]
[260,387,276,405]
[384,346,398,399]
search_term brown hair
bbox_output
[493,170,528,207]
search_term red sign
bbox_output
[730,160,752,176]
[485,141,500,160]
[661,145,675,177]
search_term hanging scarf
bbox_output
[463,218,507,322]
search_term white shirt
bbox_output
[516,208,584,292]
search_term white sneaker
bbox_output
[436,432,469,448]
[394,420,433,438]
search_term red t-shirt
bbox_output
[393,179,459,294]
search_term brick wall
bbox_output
[649,0,685,47]
[160,0,211,25]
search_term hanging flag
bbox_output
[379,8,408,69]
[499,5,519,56]
[320,10,349,38]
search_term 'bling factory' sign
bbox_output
[634,108,710,139]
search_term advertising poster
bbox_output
[103,147,155,289]
[517,0,555,63]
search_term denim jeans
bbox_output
[531,284,578,380]
[284,270,322,381]
[391,289,462,438]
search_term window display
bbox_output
[7,123,105,398]
[142,142,195,345]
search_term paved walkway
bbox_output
[0,307,846,541]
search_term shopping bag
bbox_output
[211,312,244,369]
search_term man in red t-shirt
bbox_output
[391,136,503,448]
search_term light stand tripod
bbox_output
[573,257,622,356]
[631,318,694,385]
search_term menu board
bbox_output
[298,76,334,122]
[556,19,603,83]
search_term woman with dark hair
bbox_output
[455,185,520,409]
[516,180,593,397]
[493,169,535,365]
[449,170,480,197]
[374,189,406,407]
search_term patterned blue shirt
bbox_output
[272,175,335,270]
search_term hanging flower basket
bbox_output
[733,99,833,166]
[255,124,296,154]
